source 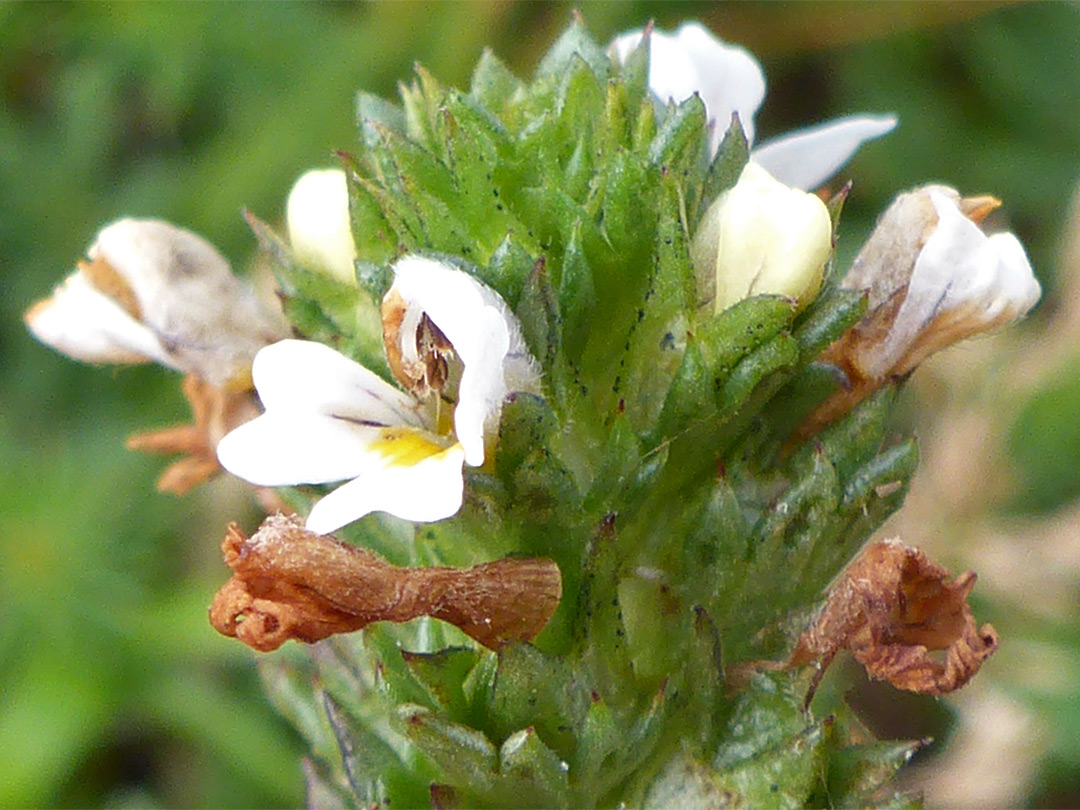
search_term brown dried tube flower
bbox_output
[209,514,562,652]
[790,538,998,697]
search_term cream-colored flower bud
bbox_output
[286,168,357,284]
[692,162,832,315]
[835,184,1041,381]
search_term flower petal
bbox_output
[390,257,539,466]
[216,411,389,486]
[287,168,358,285]
[914,189,1040,324]
[252,339,424,428]
[752,114,897,190]
[24,270,174,367]
[305,441,467,534]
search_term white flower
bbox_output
[838,185,1042,380]
[216,256,541,534]
[287,168,358,284]
[691,162,832,314]
[610,22,896,190]
[24,218,286,388]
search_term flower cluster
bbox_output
[23,17,1046,809]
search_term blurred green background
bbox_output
[3,2,1079,807]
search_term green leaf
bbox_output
[470,48,523,112]
[653,341,714,443]
[647,95,708,176]
[585,413,642,509]
[791,287,868,362]
[400,65,446,154]
[713,720,831,809]
[488,644,589,762]
[827,739,928,809]
[619,24,651,110]
[557,221,596,362]
[715,333,801,420]
[699,113,750,220]
[321,692,408,807]
[536,16,609,82]
[696,295,798,380]
[355,90,407,136]
[401,705,499,796]
[402,647,484,721]
[800,384,899,482]
[499,727,571,807]
[516,257,562,370]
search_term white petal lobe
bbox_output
[252,339,423,428]
[305,443,467,534]
[753,114,898,190]
[216,411,386,486]
[25,271,174,367]
[611,22,765,153]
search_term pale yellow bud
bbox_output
[692,162,832,315]
[286,168,357,284]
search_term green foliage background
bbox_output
[2,2,1078,807]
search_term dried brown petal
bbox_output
[126,374,259,494]
[208,514,562,652]
[790,539,998,696]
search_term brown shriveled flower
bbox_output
[209,514,562,652]
[790,538,999,697]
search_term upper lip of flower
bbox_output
[216,256,540,535]
[610,22,897,190]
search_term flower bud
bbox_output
[286,168,357,284]
[692,162,832,315]
[833,184,1041,382]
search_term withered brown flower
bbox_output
[25,218,287,494]
[790,538,999,696]
[209,514,562,652]
[801,185,1040,437]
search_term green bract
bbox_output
[253,18,919,809]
